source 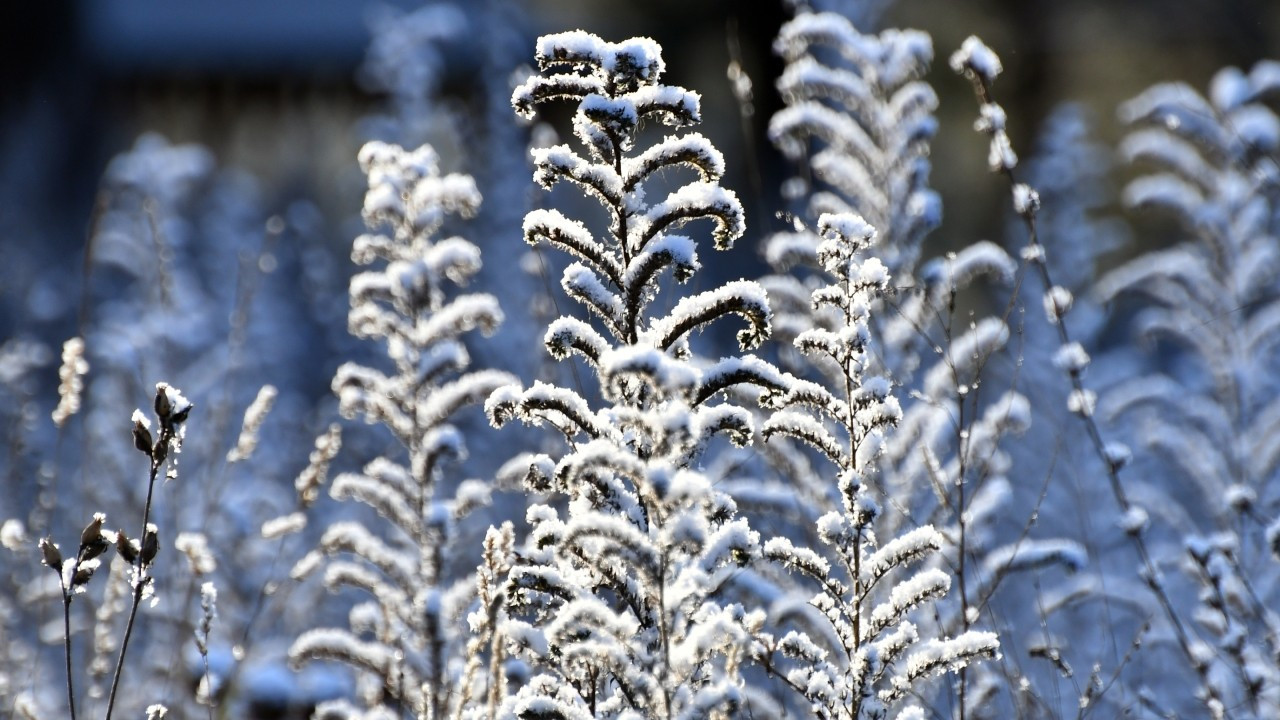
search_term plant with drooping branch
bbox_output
[288,140,516,719]
[102,382,192,720]
[756,212,1000,719]
[486,30,787,717]
[758,15,1068,717]
[1090,59,1280,718]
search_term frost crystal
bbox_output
[949,36,1003,83]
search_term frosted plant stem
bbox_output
[62,590,77,720]
[104,425,167,720]
[956,60,1229,720]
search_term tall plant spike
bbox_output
[289,140,516,719]
[489,31,787,718]
[757,213,1000,719]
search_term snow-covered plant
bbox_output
[487,30,782,717]
[769,11,939,282]
[758,15,1072,716]
[763,10,940,395]
[289,140,515,719]
[1089,61,1280,718]
[757,212,999,718]
[72,134,332,719]
[33,383,193,720]
[760,15,1026,536]
[361,1,543,391]
[1101,60,1280,527]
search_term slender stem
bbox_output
[104,426,167,720]
[199,648,214,720]
[959,66,1231,720]
[63,589,78,720]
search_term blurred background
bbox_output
[5,0,1280,351]
[1,1,1278,715]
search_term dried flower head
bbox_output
[52,337,88,428]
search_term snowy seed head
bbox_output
[950,36,1003,84]
[1066,388,1096,417]
[155,382,192,425]
[52,337,88,428]
[116,531,139,564]
[140,524,159,565]
[39,537,62,571]
[78,513,111,562]
[0,519,25,551]
[1012,184,1040,216]
[1043,286,1073,324]
[1119,506,1149,536]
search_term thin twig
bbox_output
[62,590,77,720]
[104,422,170,720]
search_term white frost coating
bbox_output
[763,410,846,464]
[227,384,278,463]
[639,180,744,249]
[700,354,789,399]
[982,539,1087,575]
[631,84,701,124]
[861,526,942,585]
[580,93,638,127]
[535,30,607,68]
[562,262,623,325]
[949,36,1003,83]
[175,532,216,575]
[763,231,817,270]
[858,257,890,289]
[1224,483,1255,512]
[501,618,549,657]
[0,518,25,551]
[1121,174,1205,219]
[656,279,771,349]
[945,241,1016,287]
[314,521,415,590]
[622,132,724,186]
[1230,104,1280,151]
[1043,286,1074,324]
[599,345,700,397]
[607,36,664,79]
[870,568,950,631]
[773,11,864,62]
[330,471,418,535]
[1067,388,1097,417]
[291,627,393,674]
[696,518,758,572]
[1021,243,1046,263]
[1012,183,1040,215]
[818,212,876,245]
[261,512,307,539]
[624,233,700,288]
[769,103,879,167]
[889,631,1000,698]
[1119,506,1149,534]
[52,337,88,428]
[1052,342,1090,374]
[533,144,620,196]
[764,536,832,577]
[1264,517,1280,560]
[1103,441,1132,469]
[545,316,609,363]
[923,317,1009,400]
[157,382,193,418]
[1118,129,1214,187]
